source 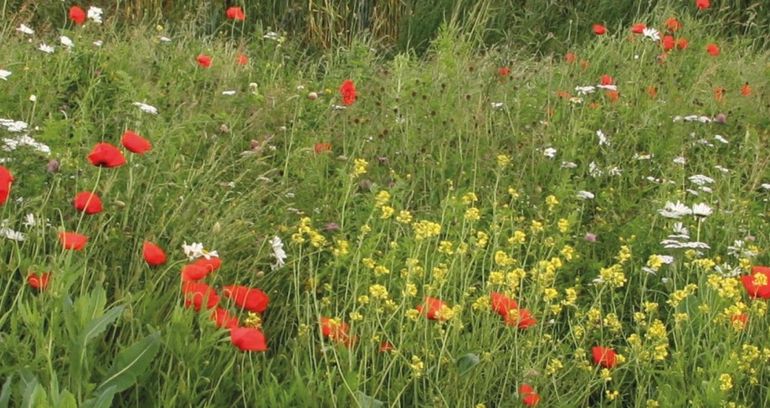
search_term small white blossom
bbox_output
[688,175,714,186]
[16,24,34,35]
[761,183,770,191]
[575,86,596,95]
[560,161,577,169]
[543,147,557,159]
[133,102,158,115]
[159,36,172,43]
[714,165,730,173]
[589,161,603,178]
[490,102,504,110]
[0,226,25,241]
[673,156,687,165]
[93,40,104,47]
[60,36,74,48]
[182,242,219,260]
[714,135,729,144]
[0,119,28,133]
[23,214,37,228]
[576,191,595,200]
[597,84,617,91]
[596,129,610,146]
[0,70,11,80]
[222,90,237,96]
[271,236,287,270]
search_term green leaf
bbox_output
[456,353,480,375]
[81,305,125,345]
[354,391,384,408]
[56,390,77,408]
[0,375,13,408]
[97,331,161,394]
[82,386,116,408]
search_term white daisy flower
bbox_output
[543,147,557,159]
[642,27,660,41]
[658,201,692,218]
[87,6,104,24]
[38,43,55,54]
[691,203,713,217]
[60,36,74,48]
[0,226,25,241]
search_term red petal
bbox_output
[142,241,167,266]
[230,327,267,351]
[223,285,269,313]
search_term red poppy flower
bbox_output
[714,87,726,102]
[696,0,710,10]
[226,6,246,21]
[630,23,646,34]
[646,86,658,98]
[182,281,219,311]
[223,285,269,313]
[592,346,618,368]
[662,35,675,51]
[522,393,541,407]
[236,53,249,65]
[676,38,689,50]
[73,192,103,214]
[600,75,614,86]
[59,231,88,251]
[416,296,450,321]
[665,17,682,32]
[606,91,620,102]
[319,317,354,346]
[230,327,268,352]
[519,384,535,395]
[27,272,50,291]
[69,6,86,25]
[181,264,210,281]
[340,80,357,106]
[564,52,576,64]
[592,24,606,35]
[211,307,239,329]
[142,241,167,266]
[503,307,537,329]
[88,143,126,168]
[498,66,510,77]
[0,165,13,205]
[741,266,770,299]
[314,142,332,154]
[196,54,212,68]
[379,341,394,352]
[490,292,518,317]
[741,82,751,96]
[731,313,748,329]
[706,43,720,56]
[121,130,152,154]
[193,256,222,273]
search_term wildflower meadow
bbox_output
[1,1,769,407]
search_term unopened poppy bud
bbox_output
[46,159,60,173]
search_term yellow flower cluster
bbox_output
[413,220,442,240]
[292,217,327,248]
[352,158,368,177]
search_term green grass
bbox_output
[1,4,770,408]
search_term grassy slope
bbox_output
[0,8,769,408]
